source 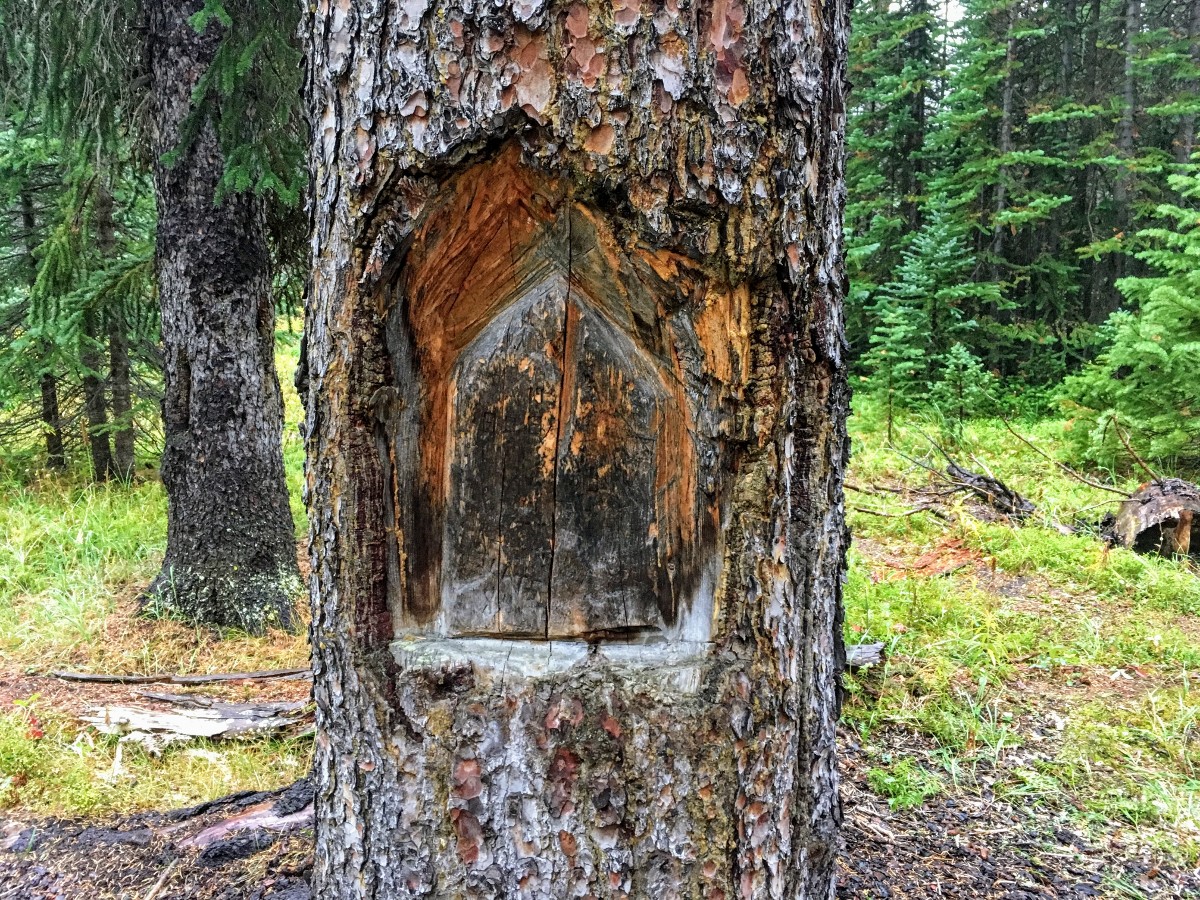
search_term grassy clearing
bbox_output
[1,367,1197,859]
[844,401,1200,863]
[0,701,311,816]
[0,338,310,817]
[0,336,308,674]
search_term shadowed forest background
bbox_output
[1,0,1199,897]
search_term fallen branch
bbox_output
[945,462,1036,520]
[851,504,953,523]
[82,694,312,755]
[1112,420,1162,484]
[999,419,1129,497]
[51,667,311,685]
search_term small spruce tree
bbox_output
[1064,172,1200,471]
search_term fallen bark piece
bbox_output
[51,667,311,685]
[846,642,887,670]
[1110,478,1200,557]
[946,463,1037,520]
[81,696,311,749]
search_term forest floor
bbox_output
[1,386,1199,897]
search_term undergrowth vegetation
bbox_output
[845,401,1200,863]
[0,340,309,815]
[0,374,1197,864]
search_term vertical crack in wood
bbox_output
[545,209,576,639]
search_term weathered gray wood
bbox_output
[846,643,886,670]
[444,287,565,636]
[547,298,667,638]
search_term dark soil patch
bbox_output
[3,742,1197,899]
[838,733,1200,899]
[0,784,313,900]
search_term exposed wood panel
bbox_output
[548,299,666,638]
[443,286,566,637]
[303,0,852,884]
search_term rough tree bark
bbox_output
[1177,0,1200,165]
[143,0,300,632]
[304,0,850,896]
[79,307,114,482]
[108,311,135,481]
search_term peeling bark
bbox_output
[143,0,301,632]
[303,0,850,896]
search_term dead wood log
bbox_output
[51,667,311,685]
[1109,478,1200,557]
[846,642,886,670]
[81,694,311,755]
[945,463,1037,520]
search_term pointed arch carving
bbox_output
[380,145,739,642]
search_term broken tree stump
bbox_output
[1110,478,1200,557]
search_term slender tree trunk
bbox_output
[991,8,1016,276]
[108,314,135,481]
[79,312,114,483]
[1177,0,1200,164]
[95,181,136,481]
[21,190,65,470]
[304,0,850,897]
[1061,0,1078,97]
[144,0,300,633]
[1112,0,1140,291]
[38,373,65,469]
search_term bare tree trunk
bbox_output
[93,181,137,482]
[991,8,1016,275]
[21,189,65,470]
[108,313,135,481]
[143,0,300,632]
[1060,0,1078,97]
[38,373,65,469]
[79,312,114,483]
[303,0,851,897]
[1177,0,1200,164]
[1112,0,1141,288]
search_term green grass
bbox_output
[0,337,309,673]
[844,399,1200,862]
[0,337,311,818]
[1,357,1197,862]
[0,699,311,816]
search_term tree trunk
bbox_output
[144,0,300,633]
[303,0,850,897]
[80,311,114,483]
[21,189,65,470]
[1060,0,1077,97]
[1177,0,1200,164]
[95,181,137,482]
[1112,0,1140,287]
[991,8,1016,275]
[108,313,135,481]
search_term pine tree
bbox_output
[845,0,941,358]
[2,0,305,630]
[864,202,1001,409]
[1064,171,1200,469]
